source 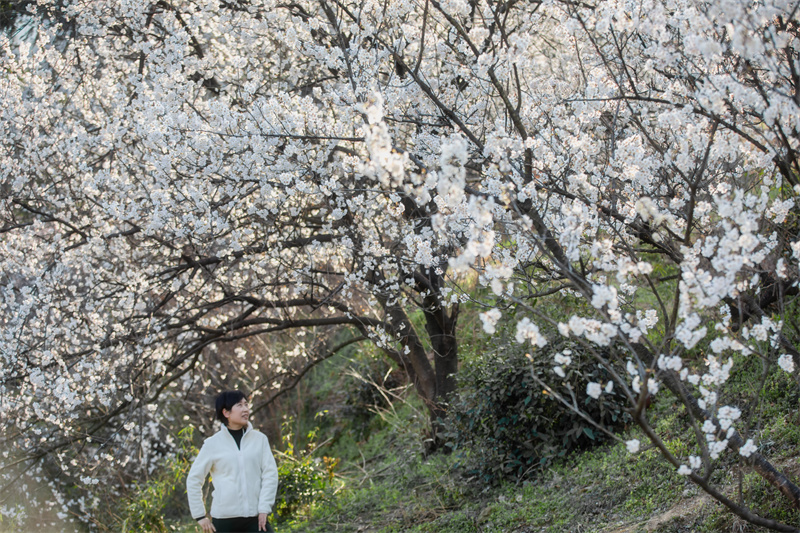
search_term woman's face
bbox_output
[223,398,250,430]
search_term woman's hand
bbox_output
[258,513,268,531]
[197,517,216,533]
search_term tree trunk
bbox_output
[422,270,459,451]
[375,269,460,452]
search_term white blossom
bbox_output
[554,351,572,366]
[739,439,758,458]
[586,382,602,399]
[479,309,502,334]
[515,317,547,348]
[777,354,795,373]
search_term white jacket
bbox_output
[186,422,279,519]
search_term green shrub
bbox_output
[445,340,630,484]
[120,426,198,533]
[274,425,339,521]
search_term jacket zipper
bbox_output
[237,427,250,515]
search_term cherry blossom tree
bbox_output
[422,0,800,529]
[2,0,800,530]
[0,0,462,527]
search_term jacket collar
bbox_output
[217,421,253,435]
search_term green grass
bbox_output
[96,305,800,533]
[58,349,800,533]
[271,360,800,533]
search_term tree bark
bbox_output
[418,268,460,450]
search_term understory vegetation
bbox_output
[112,319,800,533]
[273,355,800,533]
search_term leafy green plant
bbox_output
[445,339,631,484]
[120,426,198,533]
[274,424,339,521]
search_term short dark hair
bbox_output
[215,390,247,426]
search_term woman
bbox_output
[187,391,279,533]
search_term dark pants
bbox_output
[211,516,274,533]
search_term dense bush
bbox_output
[445,341,631,484]
[274,426,339,521]
[118,426,197,533]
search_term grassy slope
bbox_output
[169,401,799,533]
[268,377,800,533]
[164,312,800,533]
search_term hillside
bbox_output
[155,344,800,533]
